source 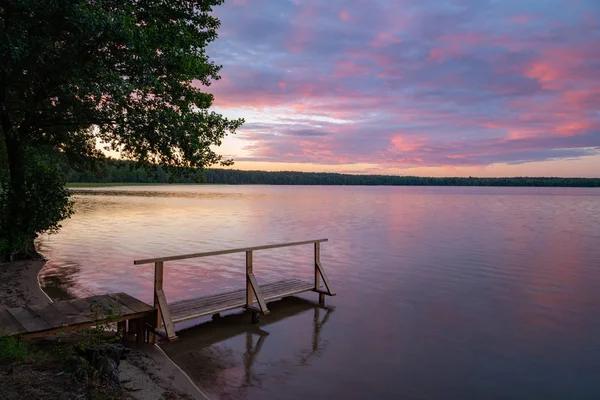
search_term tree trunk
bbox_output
[2,130,40,261]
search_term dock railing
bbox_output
[134,238,335,343]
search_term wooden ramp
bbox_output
[0,293,155,341]
[135,239,336,343]
[169,279,314,323]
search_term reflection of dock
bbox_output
[162,296,334,389]
[134,239,336,343]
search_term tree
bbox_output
[0,0,243,260]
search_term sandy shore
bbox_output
[0,260,210,400]
[0,260,51,309]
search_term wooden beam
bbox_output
[314,242,321,290]
[134,239,329,265]
[315,262,336,296]
[136,317,145,344]
[155,289,178,342]
[151,261,164,344]
[312,288,336,296]
[247,273,270,315]
[246,251,253,307]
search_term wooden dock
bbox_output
[0,239,336,345]
[134,238,336,343]
[0,293,155,341]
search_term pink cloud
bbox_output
[368,32,403,48]
[390,136,428,152]
[511,14,534,24]
[207,0,600,172]
[334,60,371,78]
[285,5,318,53]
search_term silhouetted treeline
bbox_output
[68,158,600,187]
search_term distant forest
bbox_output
[68,158,600,187]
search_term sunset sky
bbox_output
[203,0,600,177]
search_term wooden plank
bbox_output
[263,280,314,299]
[172,298,247,321]
[260,280,303,292]
[247,273,269,314]
[174,282,307,312]
[30,303,70,328]
[48,301,93,326]
[171,291,244,314]
[169,280,311,314]
[67,298,93,315]
[156,289,177,341]
[87,295,136,318]
[172,288,245,309]
[0,309,26,336]
[134,238,328,265]
[173,280,312,311]
[170,279,315,323]
[7,306,52,333]
[108,293,154,314]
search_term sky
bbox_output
[202,0,600,177]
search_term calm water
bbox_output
[37,185,600,399]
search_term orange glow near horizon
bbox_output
[221,155,600,178]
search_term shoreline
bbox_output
[0,259,210,400]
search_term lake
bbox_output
[37,185,600,399]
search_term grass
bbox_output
[0,323,129,399]
[0,335,37,364]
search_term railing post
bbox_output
[314,242,325,305]
[150,261,163,344]
[246,251,253,307]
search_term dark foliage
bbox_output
[70,158,600,187]
[0,0,241,259]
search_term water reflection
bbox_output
[162,297,334,398]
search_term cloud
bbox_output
[206,0,600,171]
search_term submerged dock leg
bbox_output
[251,311,260,324]
[319,293,325,305]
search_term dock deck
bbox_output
[169,279,314,323]
[0,293,155,340]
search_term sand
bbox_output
[0,260,210,400]
[0,260,51,309]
